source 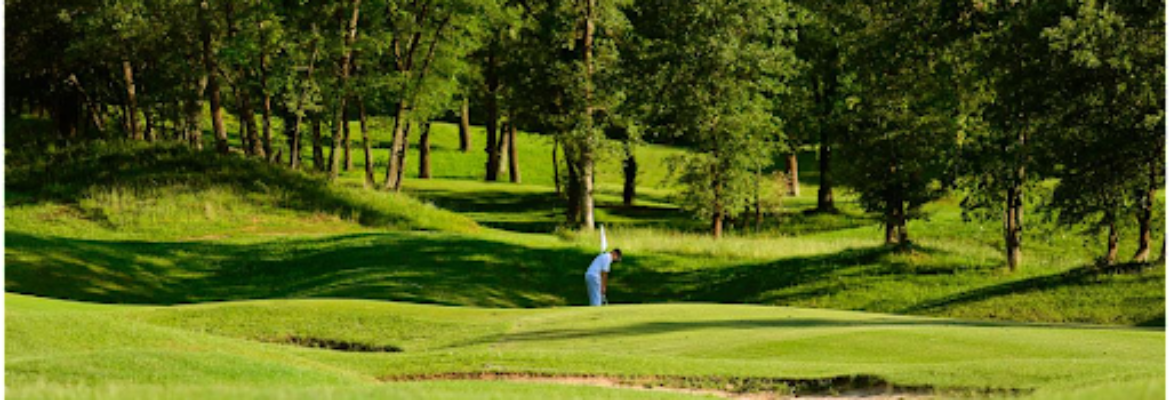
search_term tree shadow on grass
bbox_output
[5,231,597,307]
[902,262,1167,317]
[617,244,986,305]
[4,231,981,311]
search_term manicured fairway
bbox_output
[6,294,1163,399]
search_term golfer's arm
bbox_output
[601,272,608,294]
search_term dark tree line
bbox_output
[7,0,1163,269]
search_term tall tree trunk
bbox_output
[815,56,838,212]
[328,0,361,180]
[122,61,140,140]
[623,143,636,207]
[817,141,834,212]
[712,182,724,239]
[358,97,375,188]
[754,160,762,227]
[553,137,563,196]
[1134,162,1157,262]
[240,84,262,157]
[786,152,799,196]
[288,28,319,169]
[418,121,432,179]
[143,105,155,142]
[312,115,325,170]
[1005,182,1023,271]
[507,122,520,183]
[259,21,274,161]
[343,110,353,171]
[582,149,599,229]
[184,76,206,150]
[459,97,472,152]
[395,122,412,190]
[484,49,502,182]
[573,0,597,230]
[201,0,228,154]
[497,121,509,177]
[383,102,408,190]
[1005,129,1026,271]
[1105,218,1120,266]
[53,90,81,140]
[565,144,582,222]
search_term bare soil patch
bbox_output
[379,372,969,399]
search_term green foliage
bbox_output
[625,0,799,230]
[1038,0,1164,243]
[833,1,961,241]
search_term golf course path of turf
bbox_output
[378,372,983,399]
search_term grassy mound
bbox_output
[6,294,1164,399]
[6,140,480,239]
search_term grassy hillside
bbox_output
[7,294,1164,399]
[5,116,1165,399]
[6,129,1163,324]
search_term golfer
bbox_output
[586,225,622,306]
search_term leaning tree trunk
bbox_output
[358,97,375,188]
[1105,218,1120,266]
[418,121,432,179]
[122,61,141,140]
[383,102,409,190]
[623,143,637,207]
[459,97,471,153]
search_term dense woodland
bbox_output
[6,0,1164,270]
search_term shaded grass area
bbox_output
[6,227,1164,325]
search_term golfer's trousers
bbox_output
[585,273,602,306]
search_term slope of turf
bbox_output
[6,294,1164,399]
[5,133,1164,323]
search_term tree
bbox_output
[1040,0,1164,264]
[787,1,863,213]
[835,1,961,246]
[376,0,490,191]
[504,0,626,229]
[625,0,798,237]
[958,0,1071,271]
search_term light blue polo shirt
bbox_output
[585,253,613,278]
